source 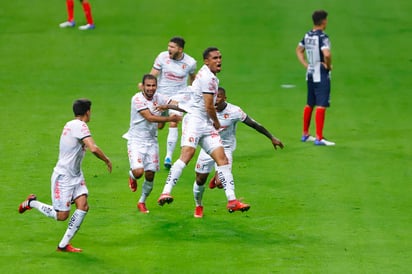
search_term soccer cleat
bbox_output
[209,176,217,189]
[227,199,250,213]
[78,24,95,30]
[314,138,335,146]
[301,135,316,142]
[18,194,37,214]
[194,206,204,218]
[57,243,82,253]
[157,193,173,206]
[59,21,75,28]
[129,177,137,192]
[137,202,149,214]
[164,157,172,169]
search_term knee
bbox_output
[215,155,229,166]
[145,171,155,182]
[195,173,208,185]
[132,168,144,179]
[56,211,70,221]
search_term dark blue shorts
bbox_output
[306,73,331,107]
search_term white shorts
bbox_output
[127,139,159,171]
[195,147,233,174]
[181,115,223,155]
[51,172,88,212]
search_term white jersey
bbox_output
[153,51,197,96]
[218,103,247,151]
[126,92,169,141]
[187,64,219,121]
[53,119,91,177]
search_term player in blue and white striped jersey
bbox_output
[296,10,335,146]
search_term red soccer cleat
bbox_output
[194,206,204,218]
[129,177,137,192]
[57,243,82,253]
[227,199,250,213]
[209,175,223,189]
[209,176,217,189]
[137,202,149,214]
[157,193,173,206]
[18,194,37,214]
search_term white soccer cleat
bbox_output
[59,21,75,28]
[314,138,335,146]
[301,135,316,142]
[78,24,95,30]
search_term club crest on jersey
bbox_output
[223,113,229,119]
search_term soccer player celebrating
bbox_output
[18,99,112,252]
[192,87,284,218]
[296,10,335,146]
[148,37,197,169]
[124,74,181,213]
[157,47,251,214]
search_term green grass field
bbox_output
[1,0,411,273]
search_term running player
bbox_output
[18,99,112,252]
[124,74,181,213]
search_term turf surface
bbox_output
[1,0,411,273]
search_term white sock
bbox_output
[216,164,236,201]
[139,180,154,203]
[193,182,205,206]
[30,200,57,220]
[166,127,178,159]
[129,169,137,180]
[58,209,87,248]
[162,159,186,194]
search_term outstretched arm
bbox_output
[83,137,112,173]
[140,108,181,123]
[243,116,284,150]
[155,103,187,113]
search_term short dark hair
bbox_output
[170,36,185,48]
[218,86,226,95]
[203,47,219,60]
[312,10,328,26]
[142,73,157,84]
[73,99,91,116]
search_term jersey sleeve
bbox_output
[298,35,305,47]
[233,106,247,122]
[153,52,164,70]
[199,74,218,94]
[133,93,149,112]
[189,60,197,75]
[320,34,331,50]
[73,121,91,140]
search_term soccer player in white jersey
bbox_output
[296,10,335,146]
[192,87,284,217]
[124,74,181,213]
[157,47,251,214]
[18,99,112,252]
[149,37,197,169]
